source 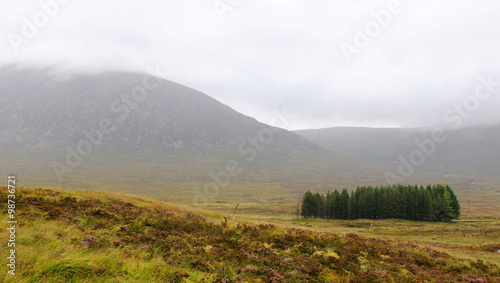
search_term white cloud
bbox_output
[1,0,499,130]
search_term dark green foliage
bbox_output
[301,185,461,222]
[301,191,316,218]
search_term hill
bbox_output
[295,126,500,187]
[1,187,498,282]
[0,65,319,151]
[0,65,384,203]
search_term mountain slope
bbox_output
[0,65,385,201]
[0,65,316,151]
[295,126,500,182]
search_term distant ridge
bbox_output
[295,125,500,180]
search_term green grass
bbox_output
[0,187,499,282]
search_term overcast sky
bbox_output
[1,0,500,130]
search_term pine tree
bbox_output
[339,189,350,220]
[425,189,434,221]
[348,191,357,219]
[441,189,455,222]
[301,191,315,218]
[357,188,365,219]
[332,190,340,219]
[446,185,460,219]
[301,184,459,222]
[325,191,333,219]
[365,187,375,219]
[313,192,324,218]
[384,187,395,219]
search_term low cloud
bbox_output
[1,0,499,130]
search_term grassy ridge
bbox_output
[0,188,499,282]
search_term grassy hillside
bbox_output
[1,187,498,282]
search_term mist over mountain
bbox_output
[295,126,500,184]
[0,65,370,196]
[0,65,311,151]
[3,65,497,200]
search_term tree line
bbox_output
[301,184,460,222]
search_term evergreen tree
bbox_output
[332,190,340,219]
[339,189,350,220]
[446,185,460,219]
[440,189,455,222]
[313,192,325,218]
[348,191,357,219]
[365,187,375,219]
[425,189,434,221]
[326,191,333,219]
[301,191,315,218]
[357,188,365,219]
[384,187,394,219]
[301,185,460,222]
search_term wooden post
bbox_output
[232,203,239,222]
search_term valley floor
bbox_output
[1,187,498,282]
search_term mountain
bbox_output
[0,65,385,202]
[295,126,500,189]
[0,65,315,151]
[3,65,498,205]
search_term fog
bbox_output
[1,0,500,130]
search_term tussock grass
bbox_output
[0,187,498,282]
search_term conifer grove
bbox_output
[301,184,460,222]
